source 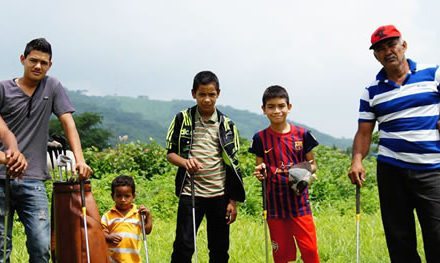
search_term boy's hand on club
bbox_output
[184,158,203,174]
[138,205,153,234]
[138,205,150,217]
[226,200,237,225]
[253,163,266,182]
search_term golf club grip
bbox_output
[140,213,147,239]
[356,185,360,215]
[3,172,10,263]
[190,174,195,207]
[262,167,267,210]
[80,180,86,208]
[4,172,10,212]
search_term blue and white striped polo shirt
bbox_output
[359,59,440,170]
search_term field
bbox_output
[7,142,428,262]
[10,208,425,262]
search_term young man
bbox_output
[348,25,440,262]
[101,175,152,263]
[0,38,93,262]
[250,85,320,263]
[166,71,245,263]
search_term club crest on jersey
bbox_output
[271,240,279,252]
[294,141,303,151]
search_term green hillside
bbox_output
[67,90,352,149]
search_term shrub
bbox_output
[311,145,379,214]
[84,139,172,179]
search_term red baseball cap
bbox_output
[369,25,401,50]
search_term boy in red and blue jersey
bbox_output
[249,85,320,263]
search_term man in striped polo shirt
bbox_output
[166,71,245,263]
[348,25,440,262]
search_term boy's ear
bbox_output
[261,105,266,114]
[288,103,293,111]
[191,90,196,99]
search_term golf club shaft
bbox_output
[140,213,149,263]
[3,173,10,262]
[48,149,57,179]
[356,185,360,263]
[262,167,269,263]
[80,180,91,263]
[58,164,63,181]
[190,173,197,263]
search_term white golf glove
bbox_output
[288,161,316,195]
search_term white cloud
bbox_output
[1,0,439,138]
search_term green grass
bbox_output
[9,209,426,263]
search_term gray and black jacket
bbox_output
[165,106,245,202]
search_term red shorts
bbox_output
[267,215,319,263]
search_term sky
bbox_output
[1,0,439,139]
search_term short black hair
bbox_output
[192,71,220,93]
[24,38,52,60]
[262,85,290,107]
[111,175,135,196]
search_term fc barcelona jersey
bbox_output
[249,124,319,219]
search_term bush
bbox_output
[84,139,172,180]
[80,140,380,218]
[311,145,379,214]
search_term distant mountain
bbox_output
[67,90,352,149]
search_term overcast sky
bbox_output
[1,0,439,138]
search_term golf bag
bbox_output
[48,140,110,263]
[51,181,109,263]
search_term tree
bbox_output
[49,112,112,150]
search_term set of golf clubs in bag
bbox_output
[50,144,151,263]
[2,142,151,263]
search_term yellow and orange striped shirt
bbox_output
[101,204,142,263]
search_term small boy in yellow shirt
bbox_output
[101,175,153,262]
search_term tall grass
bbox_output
[8,143,427,262]
[10,209,426,262]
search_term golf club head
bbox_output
[47,140,63,149]
[57,154,74,181]
[57,154,72,166]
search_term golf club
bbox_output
[140,212,149,263]
[56,155,68,181]
[2,172,10,263]
[356,185,361,263]
[261,164,269,263]
[57,155,74,181]
[48,148,56,179]
[189,172,197,263]
[80,180,91,263]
